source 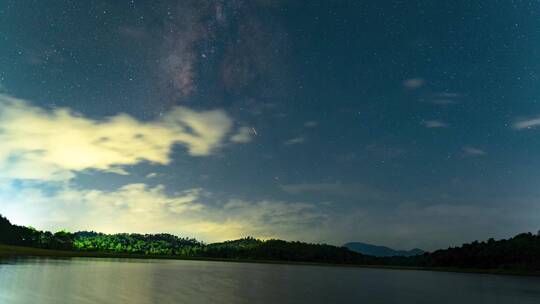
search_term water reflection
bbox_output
[1,258,540,304]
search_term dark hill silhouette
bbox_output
[1,214,540,272]
[344,242,424,257]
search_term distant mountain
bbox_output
[343,242,424,257]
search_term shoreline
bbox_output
[1,244,539,277]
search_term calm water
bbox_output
[1,258,540,303]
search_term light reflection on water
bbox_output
[1,258,540,304]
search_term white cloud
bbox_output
[422,120,448,128]
[0,182,201,235]
[513,116,540,130]
[1,178,539,249]
[107,167,130,175]
[0,94,324,243]
[0,182,324,243]
[230,126,254,143]
[0,94,243,181]
[462,146,486,156]
[403,78,424,89]
[304,121,318,128]
[217,199,323,240]
[145,172,158,178]
[284,137,305,146]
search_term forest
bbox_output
[1,214,539,271]
[0,214,369,264]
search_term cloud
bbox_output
[403,78,425,89]
[230,126,254,143]
[336,199,540,250]
[422,120,448,128]
[281,182,349,195]
[422,92,461,106]
[0,182,202,235]
[282,181,393,203]
[0,94,321,244]
[284,137,305,146]
[436,92,461,98]
[280,181,390,201]
[0,94,244,181]
[0,182,324,243]
[219,199,324,240]
[1,177,538,249]
[106,167,129,176]
[117,25,151,42]
[462,146,486,156]
[304,121,318,128]
[365,143,405,159]
[428,99,458,105]
[513,116,540,130]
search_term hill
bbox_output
[344,242,424,257]
[2,213,540,273]
[0,214,370,264]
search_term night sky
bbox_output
[1,1,540,250]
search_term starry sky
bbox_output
[1,1,540,250]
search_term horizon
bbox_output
[2,1,540,252]
[5,212,540,255]
[4,212,538,253]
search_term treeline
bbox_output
[0,215,205,256]
[201,237,370,264]
[0,215,369,263]
[73,232,204,256]
[421,232,540,271]
[0,215,74,250]
[2,214,540,271]
[357,232,540,271]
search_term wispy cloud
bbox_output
[304,121,318,128]
[427,99,458,105]
[403,78,425,90]
[230,126,254,143]
[2,176,538,249]
[281,182,346,195]
[462,146,486,156]
[0,182,325,243]
[436,92,461,98]
[0,94,246,181]
[365,143,405,159]
[284,137,305,146]
[117,25,151,42]
[422,120,448,128]
[280,181,391,201]
[422,92,461,106]
[513,116,540,130]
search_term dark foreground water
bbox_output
[1,258,540,304]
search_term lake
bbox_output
[1,258,539,303]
